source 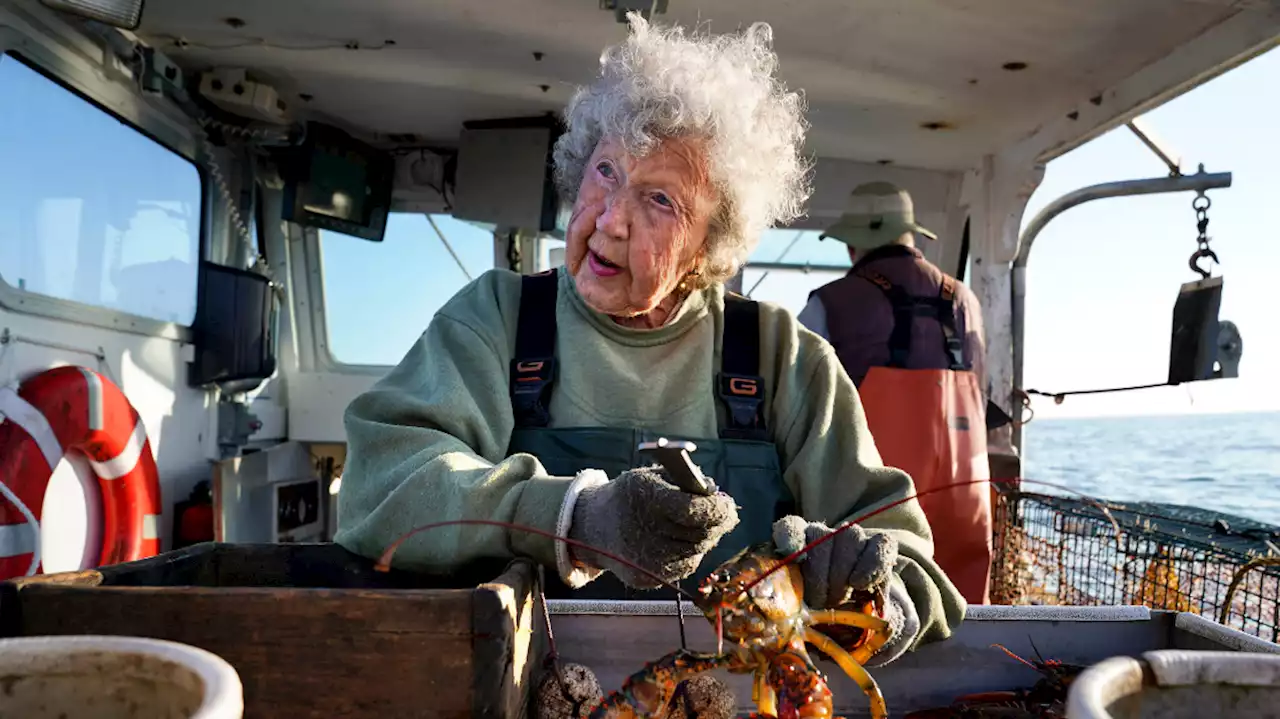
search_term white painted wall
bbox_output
[0,4,235,569]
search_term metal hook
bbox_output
[1189,246,1219,280]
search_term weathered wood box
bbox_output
[0,543,543,719]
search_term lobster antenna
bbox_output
[991,643,1040,671]
[716,608,724,655]
[733,476,1124,601]
[1027,635,1046,664]
[375,518,699,602]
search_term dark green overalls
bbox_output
[506,270,796,600]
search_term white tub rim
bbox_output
[0,634,244,719]
[1067,649,1280,718]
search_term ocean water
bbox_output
[1022,410,1280,526]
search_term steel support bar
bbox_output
[1009,169,1232,450]
[1126,117,1183,177]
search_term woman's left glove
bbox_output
[772,516,920,666]
[772,516,897,608]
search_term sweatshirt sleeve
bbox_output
[796,294,830,340]
[770,315,967,650]
[332,273,574,573]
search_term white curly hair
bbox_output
[552,12,813,287]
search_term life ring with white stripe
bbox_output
[0,366,162,580]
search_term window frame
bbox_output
[0,37,208,342]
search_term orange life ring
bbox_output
[0,366,162,580]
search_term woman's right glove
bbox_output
[567,466,740,588]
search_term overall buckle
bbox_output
[717,371,767,440]
[510,357,556,427]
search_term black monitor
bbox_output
[188,261,278,388]
[280,121,395,241]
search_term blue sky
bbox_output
[1016,45,1280,419]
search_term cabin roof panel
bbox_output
[135,0,1261,170]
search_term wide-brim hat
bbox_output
[819,181,938,249]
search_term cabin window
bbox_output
[741,229,850,313]
[0,53,203,326]
[320,213,495,366]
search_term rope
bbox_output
[0,383,42,577]
[0,330,118,387]
[746,229,806,298]
[536,564,590,718]
[1025,381,1174,404]
[0,477,40,577]
[426,214,473,281]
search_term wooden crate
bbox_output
[0,543,542,719]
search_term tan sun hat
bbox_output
[820,181,938,250]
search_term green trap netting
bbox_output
[992,489,1280,643]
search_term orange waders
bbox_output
[854,270,993,604]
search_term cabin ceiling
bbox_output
[133,0,1252,171]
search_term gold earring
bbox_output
[679,268,700,292]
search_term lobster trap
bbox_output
[990,485,1280,643]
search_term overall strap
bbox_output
[854,267,969,370]
[510,271,559,428]
[718,292,769,441]
[934,275,967,371]
[854,267,916,368]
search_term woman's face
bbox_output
[564,135,716,321]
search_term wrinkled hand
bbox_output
[569,466,739,588]
[771,516,899,609]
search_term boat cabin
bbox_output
[3,2,1280,717]
[0,0,1276,590]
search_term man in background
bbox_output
[797,181,993,604]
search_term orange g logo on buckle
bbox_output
[728,377,759,396]
[516,361,545,373]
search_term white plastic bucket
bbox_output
[1067,649,1280,718]
[0,635,243,719]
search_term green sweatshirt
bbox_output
[335,266,966,647]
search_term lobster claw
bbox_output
[1189,247,1219,280]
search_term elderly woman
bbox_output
[334,15,964,666]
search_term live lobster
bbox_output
[374,477,1118,719]
[587,542,894,719]
[902,642,1086,718]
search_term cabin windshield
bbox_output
[318,214,495,367]
[317,223,849,369]
[741,229,850,311]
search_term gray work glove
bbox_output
[569,466,739,588]
[772,516,920,666]
[772,516,899,608]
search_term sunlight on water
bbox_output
[1024,410,1280,525]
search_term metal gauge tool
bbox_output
[637,437,716,496]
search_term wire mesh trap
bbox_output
[990,485,1280,643]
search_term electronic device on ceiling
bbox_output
[277,121,396,242]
